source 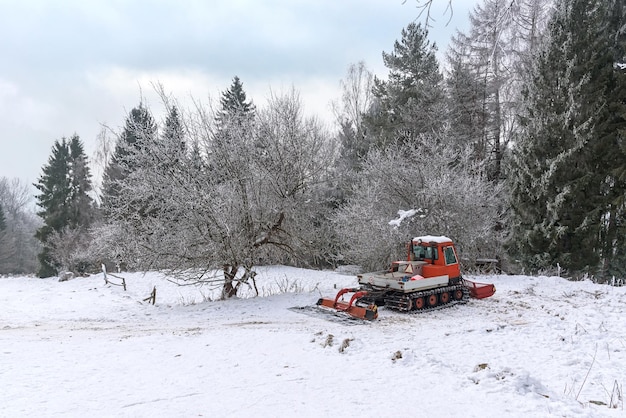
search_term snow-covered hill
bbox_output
[1,267,625,417]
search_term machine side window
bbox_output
[444,246,457,265]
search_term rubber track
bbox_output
[372,284,470,313]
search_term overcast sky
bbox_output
[0,0,477,189]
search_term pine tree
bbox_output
[35,140,71,277]
[211,77,256,184]
[163,106,185,155]
[364,22,446,148]
[188,137,206,176]
[596,0,626,276]
[508,0,625,276]
[155,105,187,176]
[35,135,94,277]
[445,56,486,154]
[68,136,95,228]
[101,103,157,209]
[216,76,255,129]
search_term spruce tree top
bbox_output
[217,76,255,124]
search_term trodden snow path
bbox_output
[1,267,625,417]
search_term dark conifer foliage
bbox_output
[158,105,187,174]
[598,0,626,276]
[445,59,486,153]
[364,22,446,148]
[101,103,157,209]
[34,135,94,277]
[68,136,95,228]
[508,0,626,277]
[216,76,255,129]
[211,76,256,184]
[162,106,186,154]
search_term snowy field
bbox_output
[1,266,625,417]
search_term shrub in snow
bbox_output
[333,138,505,271]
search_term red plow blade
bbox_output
[463,279,496,299]
[316,288,378,320]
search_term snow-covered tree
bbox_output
[35,135,95,276]
[446,0,555,181]
[101,103,157,211]
[0,178,40,274]
[333,62,374,171]
[364,22,446,149]
[333,137,504,272]
[0,203,12,271]
[216,76,255,128]
[94,88,335,298]
[161,105,186,164]
[0,204,5,231]
[508,0,626,277]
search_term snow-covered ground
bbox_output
[1,266,625,417]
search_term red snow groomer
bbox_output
[317,235,496,320]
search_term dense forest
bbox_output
[1,0,625,298]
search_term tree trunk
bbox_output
[221,264,239,299]
[221,263,259,299]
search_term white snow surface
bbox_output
[2,267,625,417]
[388,209,418,227]
[414,235,453,243]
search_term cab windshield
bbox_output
[412,244,438,261]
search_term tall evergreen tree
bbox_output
[35,135,94,277]
[101,103,157,210]
[158,105,187,174]
[163,106,185,153]
[187,137,206,176]
[210,77,256,183]
[216,76,255,129]
[68,136,95,228]
[508,0,626,276]
[445,56,486,153]
[364,22,446,148]
[597,0,626,276]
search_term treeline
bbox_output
[7,0,625,293]
[0,178,40,275]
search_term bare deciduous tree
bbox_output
[0,177,40,274]
[408,0,454,26]
[92,88,335,298]
[47,226,93,274]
